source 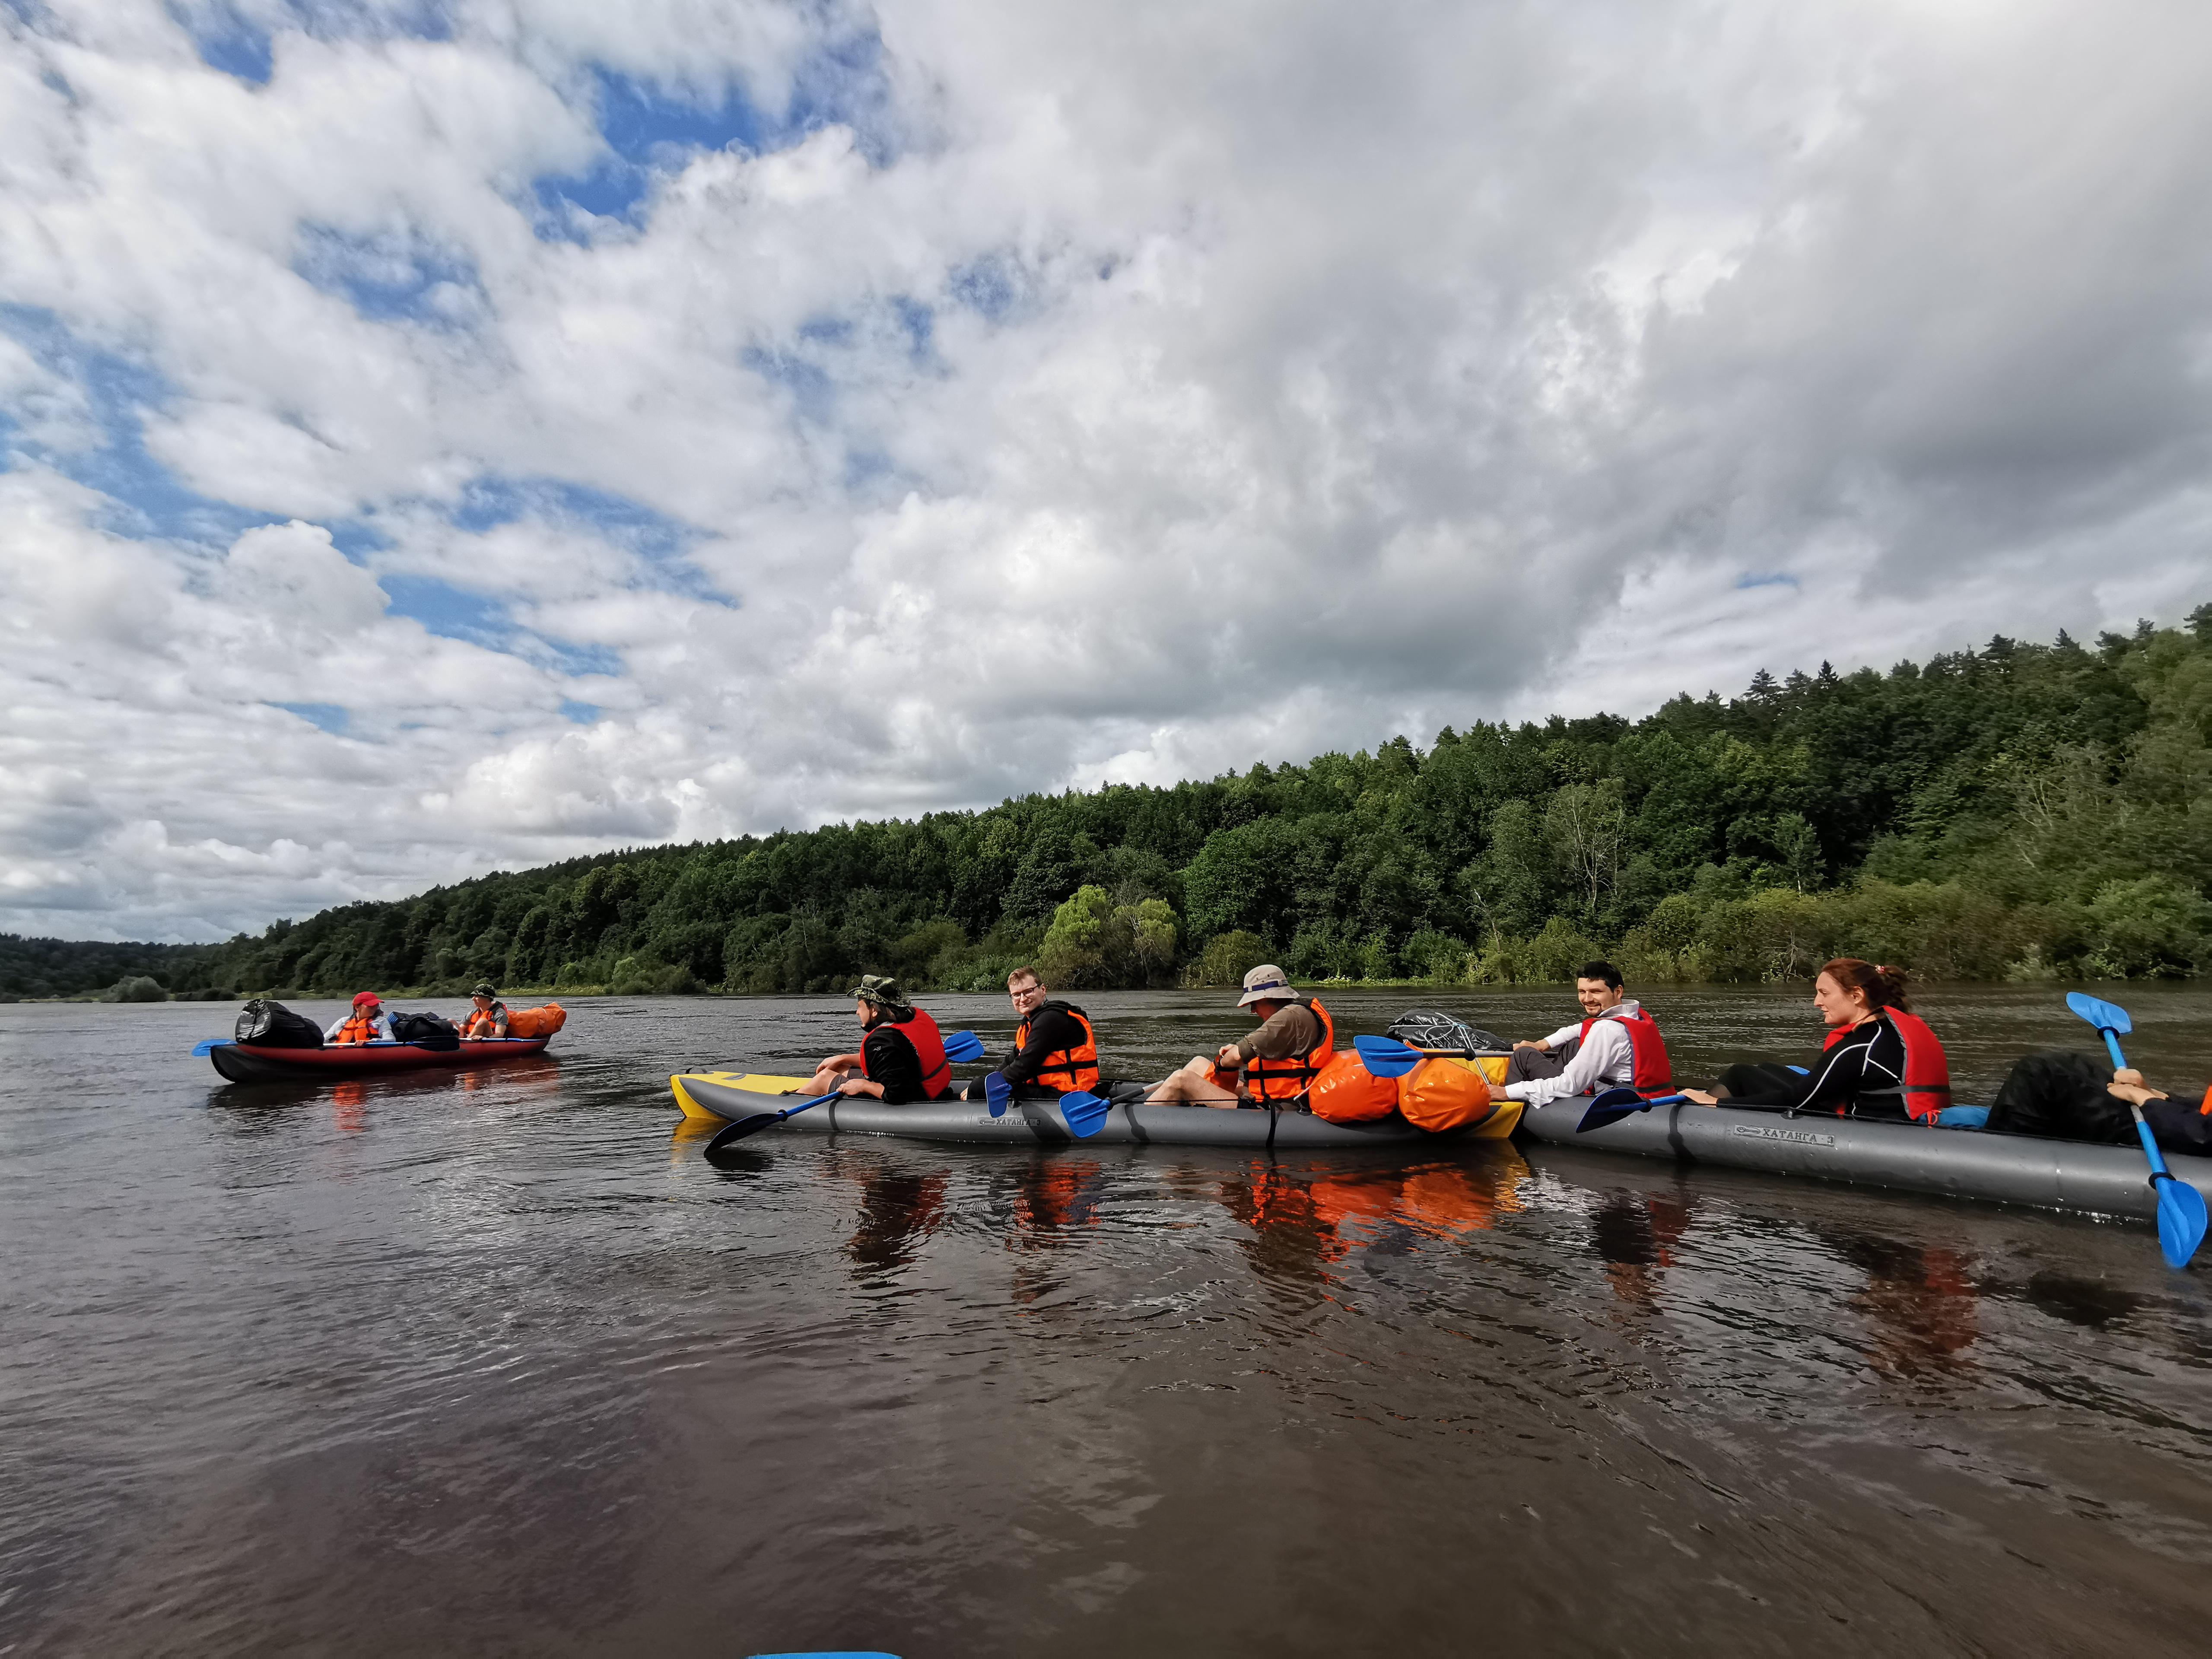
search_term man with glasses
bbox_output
[964,966,1100,1101]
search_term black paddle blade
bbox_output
[1575,1087,1652,1134]
[704,1111,786,1155]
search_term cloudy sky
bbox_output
[4,0,2210,942]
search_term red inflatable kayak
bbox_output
[207,1037,552,1084]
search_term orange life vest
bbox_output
[461,1003,506,1038]
[1580,1005,1673,1094]
[1015,1001,1100,1094]
[332,1011,380,1045]
[1821,1007,1951,1122]
[861,1005,953,1100]
[1247,998,1335,1105]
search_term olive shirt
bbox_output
[1234,1002,1323,1064]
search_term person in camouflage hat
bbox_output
[805,975,953,1103]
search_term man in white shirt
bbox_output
[1501,960,1646,1107]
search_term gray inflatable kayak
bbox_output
[1519,1095,2212,1224]
[669,1070,1519,1149]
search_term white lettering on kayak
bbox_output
[1728,1123,1837,1149]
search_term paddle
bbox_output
[982,1071,1112,1138]
[1352,1033,1477,1078]
[2067,990,2207,1269]
[1576,1087,1691,1133]
[705,1089,842,1154]
[944,1029,986,1064]
[193,1039,229,1056]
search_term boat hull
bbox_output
[210,1037,552,1084]
[669,1071,1523,1148]
[1518,1095,2212,1223]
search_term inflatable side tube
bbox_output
[1517,1096,2212,1224]
[210,1038,550,1084]
[669,1073,1471,1148]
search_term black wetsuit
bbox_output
[1718,1015,1912,1121]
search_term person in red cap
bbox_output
[325,992,391,1045]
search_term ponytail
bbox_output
[1821,957,1911,1013]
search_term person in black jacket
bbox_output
[961,967,1100,1101]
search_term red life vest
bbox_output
[1581,1005,1673,1094]
[1016,1001,1100,1094]
[1248,998,1335,1104]
[1821,1008,1951,1122]
[861,1005,953,1100]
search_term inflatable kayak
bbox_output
[670,1071,1524,1149]
[1518,1094,2212,1224]
[207,1036,552,1084]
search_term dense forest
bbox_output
[8,609,2209,1002]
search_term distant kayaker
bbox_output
[963,966,1099,1101]
[1501,960,1672,1106]
[325,992,390,1045]
[1683,959,1950,1122]
[460,982,509,1039]
[1145,964,1333,1110]
[807,976,955,1103]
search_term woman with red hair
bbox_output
[1684,959,1951,1123]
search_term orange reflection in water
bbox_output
[1826,1232,1981,1379]
[1212,1153,1531,1279]
[1590,1191,1699,1306]
[331,1081,368,1134]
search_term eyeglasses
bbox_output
[1008,983,1042,999]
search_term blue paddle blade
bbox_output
[943,1029,985,1063]
[1351,1034,1422,1077]
[192,1038,227,1056]
[2155,1177,2209,1270]
[1058,1090,1113,1139]
[2067,990,2133,1036]
[984,1072,1011,1118]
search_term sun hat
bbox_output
[471,982,498,999]
[1237,965,1302,1007]
[846,974,914,1017]
[353,991,382,1008]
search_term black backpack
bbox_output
[388,1011,461,1051]
[235,999,325,1049]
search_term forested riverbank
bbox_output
[8,610,2209,1002]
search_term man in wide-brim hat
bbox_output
[1145,963,1333,1110]
[806,975,957,1103]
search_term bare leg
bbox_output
[806,1064,862,1096]
[1144,1056,1240,1108]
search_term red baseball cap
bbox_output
[353,992,382,1007]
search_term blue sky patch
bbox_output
[274,701,348,734]
[381,572,512,648]
[1735,572,1801,591]
[560,699,602,725]
[0,304,281,546]
[175,3,275,85]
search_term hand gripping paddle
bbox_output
[2068,991,2207,1270]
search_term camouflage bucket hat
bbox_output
[471,982,498,999]
[846,974,913,1018]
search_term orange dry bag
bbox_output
[1307,1050,1403,1124]
[503,1003,567,1039]
[1397,1057,1496,1133]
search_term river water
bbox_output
[4,984,2210,1657]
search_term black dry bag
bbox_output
[235,999,325,1049]
[388,1011,461,1051]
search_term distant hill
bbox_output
[18,607,2212,999]
[0,935,219,1001]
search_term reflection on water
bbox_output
[6,995,2212,1657]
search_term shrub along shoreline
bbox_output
[6,609,2208,1003]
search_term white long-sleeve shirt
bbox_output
[323,1011,390,1041]
[1502,1001,1645,1106]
